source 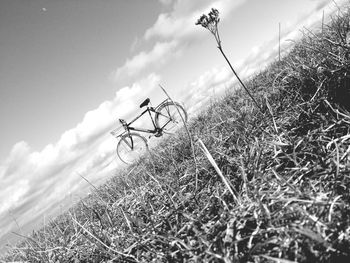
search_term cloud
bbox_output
[113,41,180,81]
[0,179,29,217]
[1,141,31,179]
[0,74,160,243]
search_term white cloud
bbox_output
[144,13,188,40]
[0,180,29,216]
[113,41,179,81]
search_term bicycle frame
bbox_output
[126,107,159,134]
[121,99,172,136]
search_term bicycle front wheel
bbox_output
[116,133,148,164]
[155,102,188,134]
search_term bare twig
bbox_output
[197,138,239,204]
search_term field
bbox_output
[2,5,350,263]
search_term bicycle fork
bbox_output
[124,133,134,150]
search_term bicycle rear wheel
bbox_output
[155,101,188,134]
[116,133,148,164]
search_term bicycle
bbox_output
[110,98,188,164]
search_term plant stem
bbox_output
[217,45,264,114]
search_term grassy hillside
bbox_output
[2,5,350,263]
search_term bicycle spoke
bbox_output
[165,104,171,118]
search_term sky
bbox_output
[0,0,346,251]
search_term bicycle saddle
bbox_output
[140,98,150,108]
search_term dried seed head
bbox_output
[196,8,221,46]
[196,8,220,32]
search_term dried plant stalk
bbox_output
[197,138,239,204]
[196,8,264,114]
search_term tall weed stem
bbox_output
[196,8,264,114]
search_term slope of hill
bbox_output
[2,5,350,263]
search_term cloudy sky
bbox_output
[0,0,345,249]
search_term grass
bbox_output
[2,4,350,263]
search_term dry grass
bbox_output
[2,4,350,263]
